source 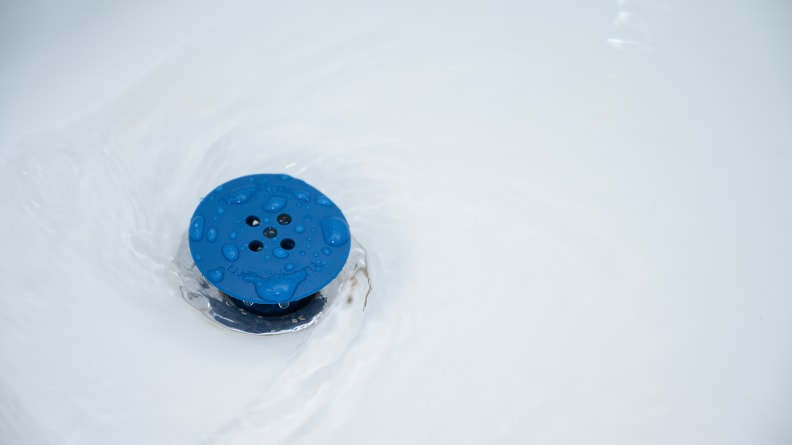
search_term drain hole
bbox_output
[280,238,296,250]
[246,216,260,227]
[277,213,292,225]
[263,227,277,239]
[249,240,264,251]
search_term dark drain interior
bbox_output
[223,291,319,317]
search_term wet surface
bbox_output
[1,1,791,444]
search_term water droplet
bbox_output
[322,247,331,255]
[207,227,218,242]
[229,231,237,240]
[320,217,350,246]
[294,191,310,202]
[189,216,205,241]
[208,267,224,283]
[226,185,258,204]
[222,244,239,261]
[262,196,286,212]
[294,225,305,233]
[279,174,291,181]
[216,207,225,214]
[272,248,288,259]
[313,252,319,257]
[300,251,306,256]
[195,254,202,261]
[242,269,307,303]
[316,196,333,206]
[285,263,295,271]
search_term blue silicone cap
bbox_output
[188,174,351,304]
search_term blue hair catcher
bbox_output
[188,174,351,316]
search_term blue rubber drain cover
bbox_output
[188,174,351,307]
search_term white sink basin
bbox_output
[1,1,790,444]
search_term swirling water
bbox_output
[2,1,792,444]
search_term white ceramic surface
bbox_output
[1,1,791,444]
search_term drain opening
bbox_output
[225,291,320,317]
[277,213,292,225]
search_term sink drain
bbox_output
[178,173,365,335]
